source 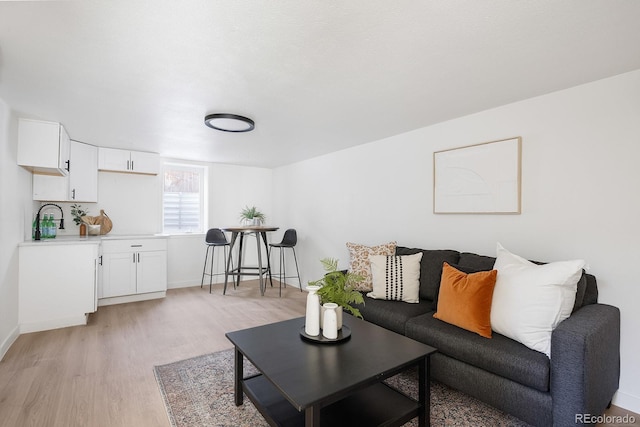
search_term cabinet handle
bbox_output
[99,255,103,265]
[131,245,142,247]
[133,253,136,263]
[72,189,76,199]
[137,253,140,263]
[65,160,70,172]
[127,160,130,170]
[131,160,134,170]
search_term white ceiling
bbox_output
[1,1,640,168]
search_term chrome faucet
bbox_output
[35,203,65,240]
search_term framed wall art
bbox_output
[433,137,522,214]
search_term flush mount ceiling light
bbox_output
[204,113,255,132]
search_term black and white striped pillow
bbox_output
[367,253,423,303]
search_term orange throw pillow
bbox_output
[433,262,498,338]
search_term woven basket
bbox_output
[81,210,113,235]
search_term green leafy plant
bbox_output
[309,258,365,319]
[70,203,89,226]
[239,206,266,223]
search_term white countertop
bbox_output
[20,234,168,247]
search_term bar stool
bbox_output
[268,229,302,296]
[201,228,232,293]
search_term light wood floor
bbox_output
[0,282,636,427]
[0,281,307,427]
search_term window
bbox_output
[163,163,207,233]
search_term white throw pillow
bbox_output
[367,253,423,303]
[490,243,585,357]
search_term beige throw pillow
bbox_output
[346,241,397,291]
[368,253,423,303]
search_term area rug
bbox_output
[154,349,530,427]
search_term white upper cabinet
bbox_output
[97,147,130,172]
[130,150,160,175]
[33,140,98,202]
[17,118,70,176]
[98,147,159,175]
[69,140,98,201]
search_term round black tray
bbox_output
[299,325,351,344]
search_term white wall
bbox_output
[95,172,162,235]
[272,69,640,412]
[0,99,33,359]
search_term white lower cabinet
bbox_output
[101,251,137,297]
[100,238,167,300]
[19,242,99,333]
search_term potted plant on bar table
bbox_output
[239,205,266,226]
[309,258,365,329]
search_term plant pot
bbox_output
[320,305,343,330]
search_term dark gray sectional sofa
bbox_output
[353,246,620,427]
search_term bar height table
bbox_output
[220,225,279,296]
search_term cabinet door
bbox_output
[58,125,71,172]
[19,243,98,332]
[68,141,98,202]
[17,118,70,176]
[98,147,131,172]
[130,151,159,175]
[33,174,68,201]
[101,252,137,298]
[136,250,168,294]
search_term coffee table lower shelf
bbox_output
[242,374,422,427]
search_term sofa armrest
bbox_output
[550,303,620,426]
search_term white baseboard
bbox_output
[167,278,260,290]
[168,280,202,289]
[98,291,166,306]
[19,315,88,334]
[0,325,20,361]
[612,390,640,415]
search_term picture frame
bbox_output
[433,137,522,214]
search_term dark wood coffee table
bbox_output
[226,316,437,427]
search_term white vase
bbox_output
[322,303,338,339]
[305,286,321,336]
[320,305,343,330]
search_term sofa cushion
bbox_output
[491,243,586,358]
[354,296,433,335]
[368,253,422,303]
[583,273,598,306]
[458,252,496,270]
[433,262,497,338]
[406,312,550,392]
[572,272,587,313]
[346,241,397,291]
[395,247,460,305]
